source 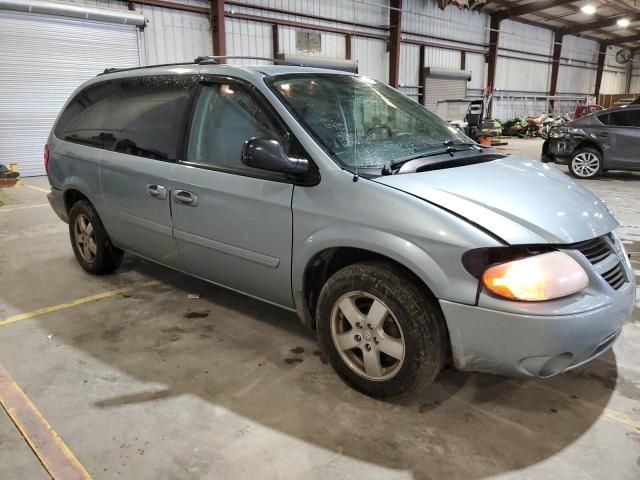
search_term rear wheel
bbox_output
[569,148,602,179]
[69,200,123,274]
[316,262,446,399]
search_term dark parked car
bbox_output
[542,105,640,179]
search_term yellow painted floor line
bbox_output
[23,184,50,194]
[0,362,92,480]
[0,203,48,213]
[0,280,159,327]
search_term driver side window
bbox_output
[187,81,284,174]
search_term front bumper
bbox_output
[542,138,577,164]
[439,277,636,378]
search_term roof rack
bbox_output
[194,55,304,66]
[98,61,196,76]
[98,56,304,77]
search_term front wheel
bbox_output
[569,148,602,179]
[316,262,446,399]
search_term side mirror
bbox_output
[241,137,309,175]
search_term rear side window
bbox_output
[598,109,640,127]
[55,75,197,161]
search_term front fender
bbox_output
[292,224,450,304]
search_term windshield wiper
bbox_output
[382,140,479,174]
[443,140,478,149]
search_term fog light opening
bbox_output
[538,353,574,378]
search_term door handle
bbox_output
[174,190,198,207]
[146,184,167,200]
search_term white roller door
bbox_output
[424,78,468,112]
[0,11,141,176]
[422,68,471,113]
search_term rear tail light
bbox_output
[44,144,50,171]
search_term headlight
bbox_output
[482,251,588,301]
[550,127,585,139]
[550,127,566,138]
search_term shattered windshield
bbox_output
[269,74,471,170]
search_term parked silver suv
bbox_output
[46,60,636,398]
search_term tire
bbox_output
[316,261,446,399]
[569,148,603,179]
[68,200,123,275]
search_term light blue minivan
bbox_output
[46,59,636,398]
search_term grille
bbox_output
[573,236,611,264]
[601,263,627,290]
[573,235,627,290]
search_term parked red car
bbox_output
[574,104,603,119]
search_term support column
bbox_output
[594,43,607,97]
[625,49,634,94]
[272,24,279,57]
[486,15,500,118]
[549,31,563,96]
[210,0,225,57]
[418,45,426,105]
[345,33,352,60]
[460,50,466,71]
[388,0,402,87]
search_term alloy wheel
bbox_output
[74,213,97,263]
[572,152,600,178]
[330,291,405,381]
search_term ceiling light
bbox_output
[617,18,630,27]
[580,4,596,15]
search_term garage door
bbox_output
[422,68,471,112]
[0,11,141,176]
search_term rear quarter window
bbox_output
[597,109,640,128]
[55,75,197,161]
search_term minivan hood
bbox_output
[374,156,618,245]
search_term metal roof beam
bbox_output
[560,15,640,36]
[605,32,640,46]
[495,0,577,21]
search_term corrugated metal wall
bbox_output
[403,0,486,46]
[557,36,598,95]
[60,0,212,64]
[224,0,387,79]
[5,0,633,117]
[400,0,487,100]
[601,45,629,94]
[352,36,388,82]
[138,0,212,63]
[496,20,551,93]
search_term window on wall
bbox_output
[296,30,321,53]
[598,109,640,127]
[186,81,284,174]
[55,75,197,161]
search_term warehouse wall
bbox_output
[138,0,212,64]
[60,0,212,64]
[557,36,598,95]
[399,0,487,100]
[496,20,551,93]
[9,0,632,115]
[224,0,388,79]
[492,20,550,119]
[601,45,630,94]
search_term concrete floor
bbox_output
[0,140,639,479]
